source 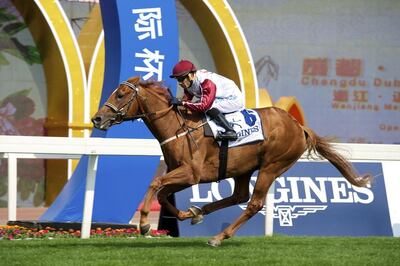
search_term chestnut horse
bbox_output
[91,77,371,247]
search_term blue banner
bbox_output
[175,162,393,236]
[98,0,179,136]
[41,0,178,223]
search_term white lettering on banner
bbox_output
[330,178,354,203]
[132,8,163,40]
[189,176,374,227]
[134,48,164,81]
[274,176,373,204]
[286,177,302,203]
[191,184,212,202]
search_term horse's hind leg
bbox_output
[190,173,252,225]
[208,161,295,247]
[153,173,252,226]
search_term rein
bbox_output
[160,120,208,146]
[104,81,173,122]
[105,79,204,147]
[123,105,173,121]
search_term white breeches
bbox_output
[210,94,244,113]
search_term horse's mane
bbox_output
[138,80,172,102]
[137,79,204,121]
[128,78,202,121]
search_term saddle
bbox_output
[203,109,265,181]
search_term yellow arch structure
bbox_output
[62,0,308,131]
[275,96,307,126]
[13,0,88,204]
[13,0,306,204]
[71,0,265,125]
[258,88,274,108]
[178,1,307,125]
[77,5,104,123]
[13,0,88,136]
[180,0,259,108]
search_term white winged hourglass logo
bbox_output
[273,205,328,226]
[237,205,328,226]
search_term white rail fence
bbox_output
[1,135,399,238]
[0,135,162,239]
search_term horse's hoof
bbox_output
[140,223,151,236]
[188,205,202,216]
[188,205,203,225]
[191,214,204,225]
[207,239,221,247]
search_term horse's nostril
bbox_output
[91,116,102,124]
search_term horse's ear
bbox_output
[128,76,140,84]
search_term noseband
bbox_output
[104,81,143,123]
[104,80,173,123]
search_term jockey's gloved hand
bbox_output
[170,97,183,106]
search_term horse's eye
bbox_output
[117,93,124,99]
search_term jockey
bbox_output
[169,60,244,141]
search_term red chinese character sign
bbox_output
[300,57,398,143]
[231,1,400,144]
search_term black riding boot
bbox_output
[206,108,238,141]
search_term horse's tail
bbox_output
[302,126,372,187]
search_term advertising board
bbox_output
[176,162,394,236]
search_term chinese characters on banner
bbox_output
[132,7,164,81]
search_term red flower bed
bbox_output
[0,225,169,240]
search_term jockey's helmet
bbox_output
[170,60,197,78]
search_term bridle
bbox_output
[104,80,172,123]
[103,80,202,147]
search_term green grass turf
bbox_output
[1,236,399,266]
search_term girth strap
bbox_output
[218,140,229,181]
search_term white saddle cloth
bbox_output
[207,109,264,147]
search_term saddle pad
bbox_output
[207,109,264,147]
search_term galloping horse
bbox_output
[92,77,372,247]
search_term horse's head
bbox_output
[91,77,143,130]
[92,77,174,130]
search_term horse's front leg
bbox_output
[139,164,197,235]
[157,184,194,221]
[139,175,161,235]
